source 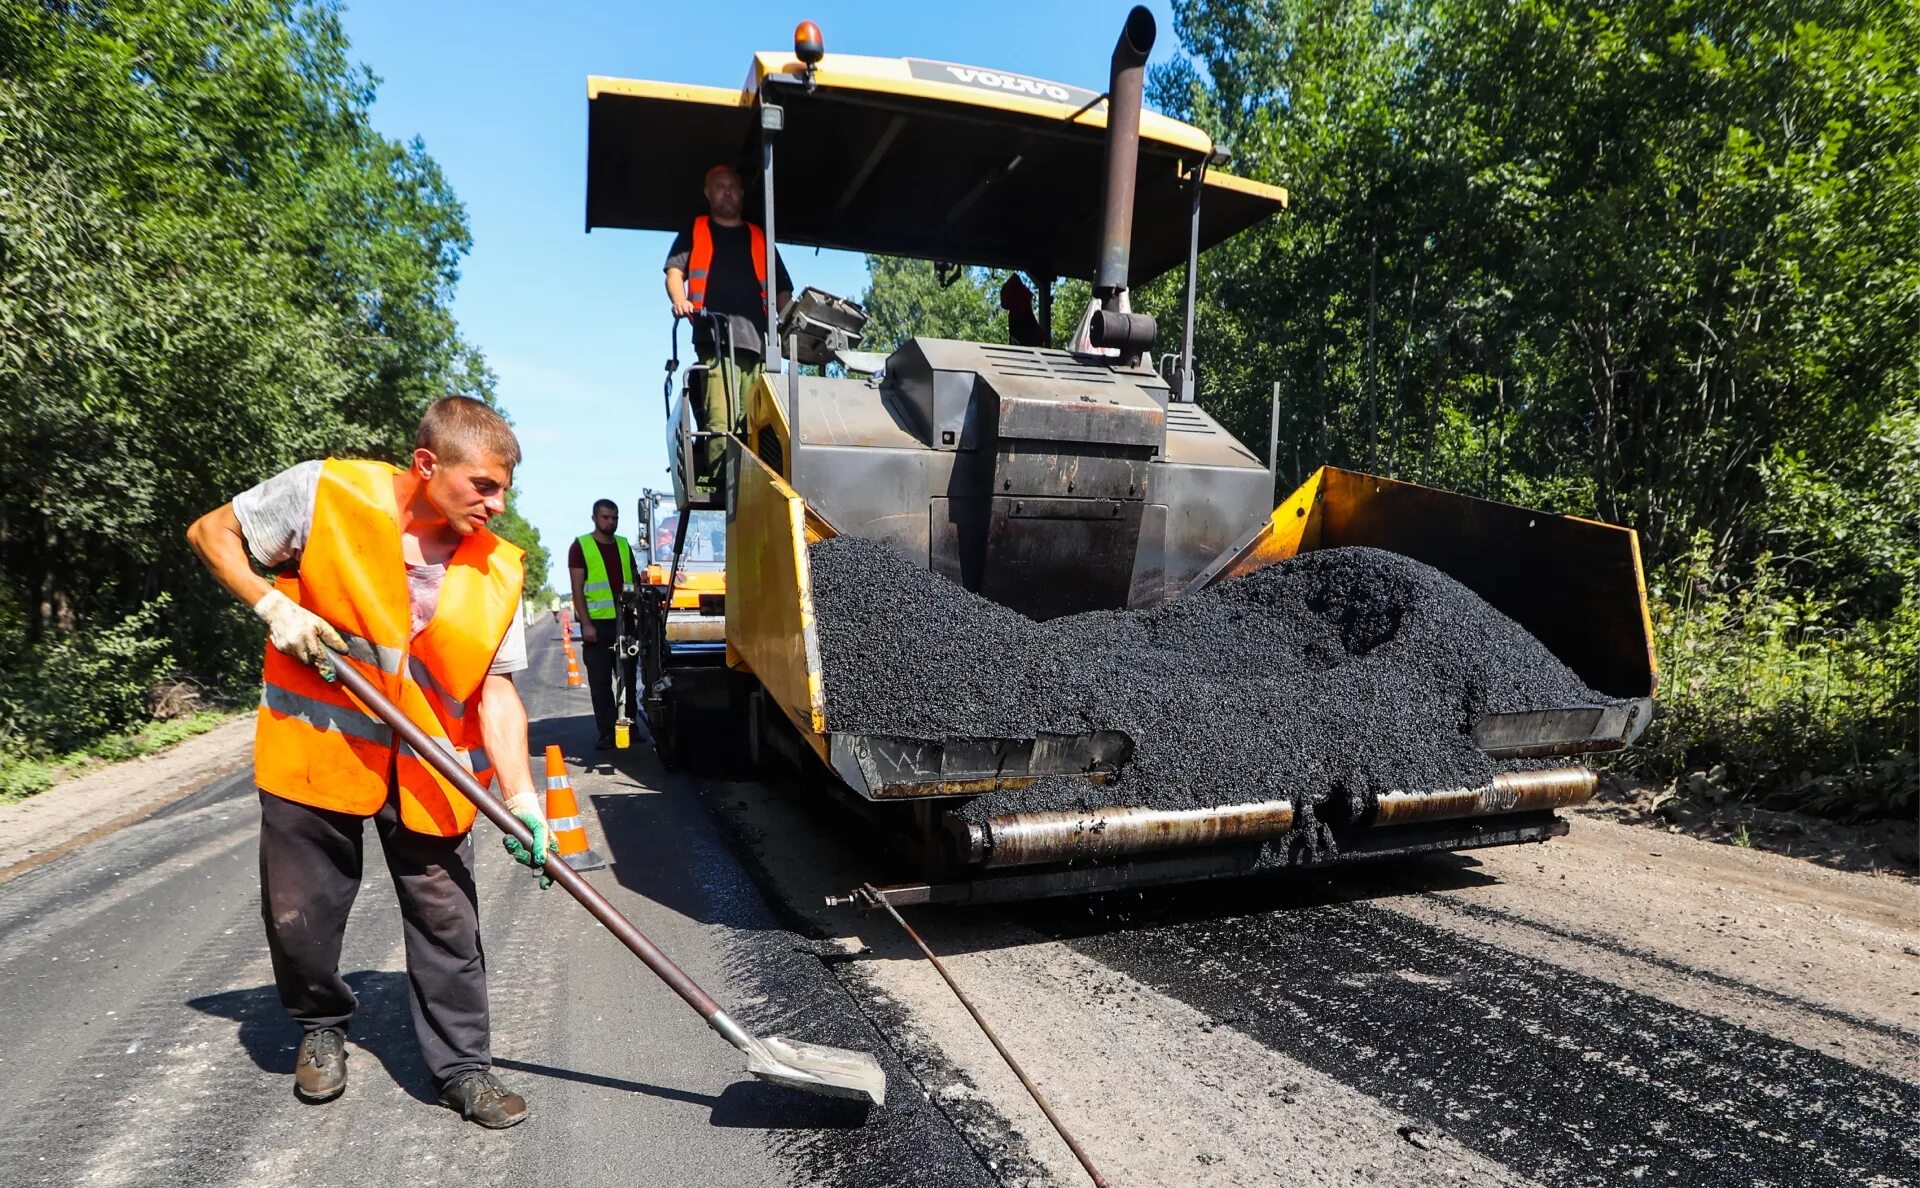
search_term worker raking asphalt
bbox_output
[809,535,1613,853]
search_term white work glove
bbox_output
[253,588,348,679]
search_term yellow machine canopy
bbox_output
[585,50,1287,282]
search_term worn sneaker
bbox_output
[438,1070,528,1129]
[294,1026,347,1103]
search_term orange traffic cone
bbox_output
[565,651,583,688]
[542,745,606,871]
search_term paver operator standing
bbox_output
[664,163,793,479]
[185,396,555,1129]
[568,498,639,750]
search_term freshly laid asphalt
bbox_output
[1,614,1915,1187]
[1031,887,1920,1186]
[0,619,998,1188]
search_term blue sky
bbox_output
[337,0,1183,567]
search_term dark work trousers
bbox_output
[579,628,635,742]
[257,787,489,1088]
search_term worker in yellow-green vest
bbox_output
[567,499,639,750]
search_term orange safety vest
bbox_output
[254,459,525,837]
[686,215,767,310]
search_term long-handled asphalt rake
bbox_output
[328,658,887,1106]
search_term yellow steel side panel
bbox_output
[748,51,1215,155]
[743,371,789,478]
[1197,465,1656,698]
[644,565,725,610]
[1204,169,1289,210]
[1624,529,1658,695]
[727,449,830,736]
[1213,468,1327,582]
[1312,467,1656,699]
[586,76,751,106]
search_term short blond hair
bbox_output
[416,396,521,469]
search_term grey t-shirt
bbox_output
[232,460,528,675]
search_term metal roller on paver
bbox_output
[585,8,1657,904]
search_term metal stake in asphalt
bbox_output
[857,883,1109,1188]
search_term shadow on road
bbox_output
[526,711,611,778]
[1016,850,1504,942]
[587,787,791,934]
[491,1056,870,1130]
[186,969,436,1104]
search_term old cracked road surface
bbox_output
[2,615,1917,1187]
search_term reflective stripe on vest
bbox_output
[576,533,635,620]
[253,458,524,837]
[339,630,405,675]
[399,736,491,781]
[408,654,466,719]
[685,215,767,311]
[260,684,393,746]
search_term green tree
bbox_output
[863,0,1920,817]
[860,256,1097,355]
[860,257,1008,352]
[490,490,553,603]
[0,0,510,754]
[1153,0,1920,592]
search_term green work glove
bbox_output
[500,792,555,889]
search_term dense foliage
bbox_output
[0,0,547,767]
[863,0,1917,820]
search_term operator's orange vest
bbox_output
[686,215,767,309]
[254,459,525,837]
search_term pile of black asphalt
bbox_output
[809,534,1610,853]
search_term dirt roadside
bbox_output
[0,716,252,885]
[1580,775,1919,878]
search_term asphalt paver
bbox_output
[812,536,1609,845]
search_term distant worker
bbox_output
[664,164,793,478]
[999,273,1048,348]
[184,396,551,1130]
[568,498,638,750]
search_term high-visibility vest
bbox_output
[576,533,635,620]
[686,215,767,310]
[254,459,525,837]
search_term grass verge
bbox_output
[0,709,241,804]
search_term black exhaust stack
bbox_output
[1092,6,1157,357]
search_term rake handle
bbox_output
[329,659,724,1022]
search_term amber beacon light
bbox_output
[794,20,824,65]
